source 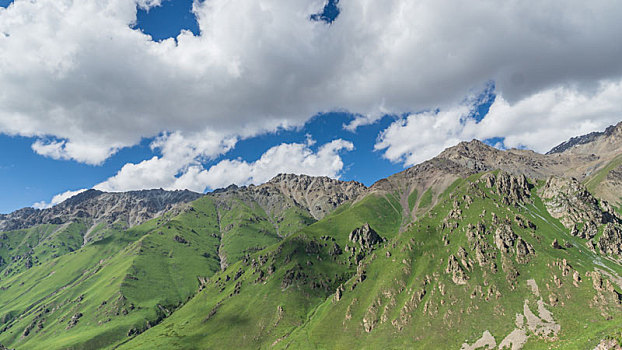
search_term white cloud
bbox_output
[375,105,473,166]
[0,0,621,166]
[469,81,622,152]
[375,80,622,166]
[31,139,120,165]
[95,137,354,192]
[32,188,88,209]
[94,129,237,192]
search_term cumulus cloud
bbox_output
[470,81,622,152]
[31,139,121,165]
[375,80,622,166]
[32,188,88,209]
[95,137,354,192]
[0,0,621,166]
[94,129,237,192]
[375,105,473,166]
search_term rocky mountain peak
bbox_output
[263,173,367,220]
[437,139,501,172]
[208,173,367,222]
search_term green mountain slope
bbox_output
[3,124,622,349]
[121,172,622,349]
[0,177,360,349]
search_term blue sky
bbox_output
[0,112,405,213]
[0,0,400,212]
[1,0,621,213]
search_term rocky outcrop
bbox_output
[551,239,562,249]
[597,224,622,257]
[66,312,83,329]
[348,224,384,250]
[494,224,517,253]
[539,176,622,257]
[334,284,345,302]
[265,174,366,220]
[480,172,532,206]
[546,122,622,155]
[446,255,468,285]
[496,172,531,205]
[594,338,622,350]
[214,174,366,223]
[540,177,607,229]
[547,124,619,154]
[515,237,535,264]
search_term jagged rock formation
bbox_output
[264,174,366,220]
[0,174,365,236]
[348,224,384,249]
[538,176,622,257]
[367,122,622,227]
[598,224,622,257]
[482,172,532,205]
[539,177,605,229]
[446,255,469,285]
[211,174,366,222]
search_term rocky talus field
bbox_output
[2,122,622,349]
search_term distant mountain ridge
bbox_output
[365,121,622,228]
[0,189,203,232]
[546,122,621,154]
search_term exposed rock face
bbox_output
[215,174,366,221]
[334,284,345,302]
[551,239,562,249]
[367,122,622,227]
[494,224,517,253]
[370,157,476,220]
[496,172,531,205]
[0,189,202,232]
[597,224,622,257]
[264,174,366,220]
[538,176,622,257]
[460,330,496,350]
[446,255,468,285]
[437,139,579,180]
[515,237,535,264]
[481,172,532,207]
[540,177,605,229]
[594,338,622,350]
[349,224,384,250]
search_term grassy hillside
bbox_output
[118,193,403,349]
[0,192,323,349]
[3,170,622,349]
[121,172,622,349]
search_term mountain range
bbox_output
[1,122,622,349]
